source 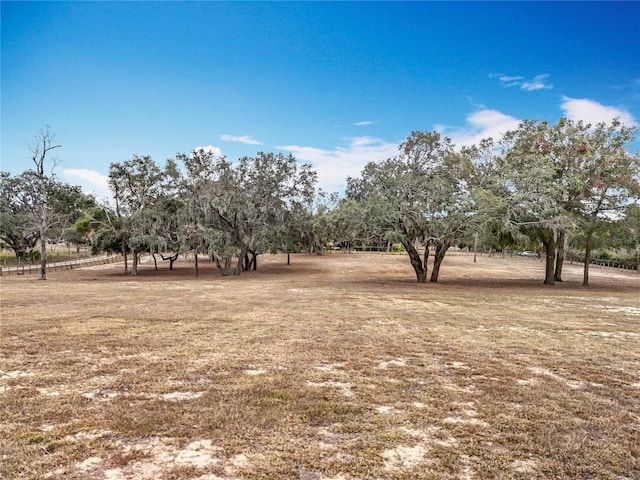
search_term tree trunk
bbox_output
[245,250,257,271]
[583,230,593,287]
[38,178,47,280]
[403,240,426,283]
[542,236,556,285]
[473,233,478,263]
[38,175,48,280]
[287,253,291,265]
[122,244,128,274]
[423,242,430,272]
[39,238,47,280]
[554,231,566,282]
[430,242,450,283]
[131,251,138,276]
[215,254,233,276]
[152,253,158,271]
[233,251,245,276]
[194,251,199,277]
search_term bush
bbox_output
[25,250,41,262]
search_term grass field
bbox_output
[1,252,639,479]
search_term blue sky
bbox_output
[2,1,639,201]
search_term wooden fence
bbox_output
[0,254,124,277]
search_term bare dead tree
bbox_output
[28,126,61,280]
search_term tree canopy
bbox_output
[3,120,638,286]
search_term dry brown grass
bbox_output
[1,252,639,479]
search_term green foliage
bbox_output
[483,118,640,284]
[344,130,478,282]
[24,250,41,262]
[177,149,318,274]
[6,121,637,285]
[0,170,95,260]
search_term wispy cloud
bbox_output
[437,109,522,147]
[521,74,554,91]
[62,168,111,201]
[491,73,553,91]
[220,134,262,145]
[277,136,398,193]
[353,120,376,126]
[560,96,638,127]
[193,145,223,157]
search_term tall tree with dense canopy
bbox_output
[497,118,639,285]
[177,149,317,275]
[347,131,475,283]
[570,120,640,285]
[107,155,178,275]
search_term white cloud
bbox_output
[62,168,111,201]
[353,120,375,126]
[437,109,522,147]
[521,74,554,91]
[498,75,523,83]
[277,136,398,194]
[492,73,553,91]
[192,145,223,157]
[220,134,262,145]
[560,96,638,127]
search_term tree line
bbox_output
[1,119,639,285]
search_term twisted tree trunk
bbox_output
[403,239,426,283]
[430,241,451,283]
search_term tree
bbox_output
[617,203,640,264]
[570,120,640,285]
[0,171,41,260]
[497,118,639,285]
[176,148,222,275]
[0,169,94,262]
[148,196,183,270]
[106,155,178,275]
[177,149,317,276]
[347,131,475,283]
[28,127,62,280]
[88,205,129,269]
[497,120,565,285]
[327,198,365,251]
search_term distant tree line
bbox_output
[2,118,639,286]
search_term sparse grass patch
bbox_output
[1,253,639,479]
